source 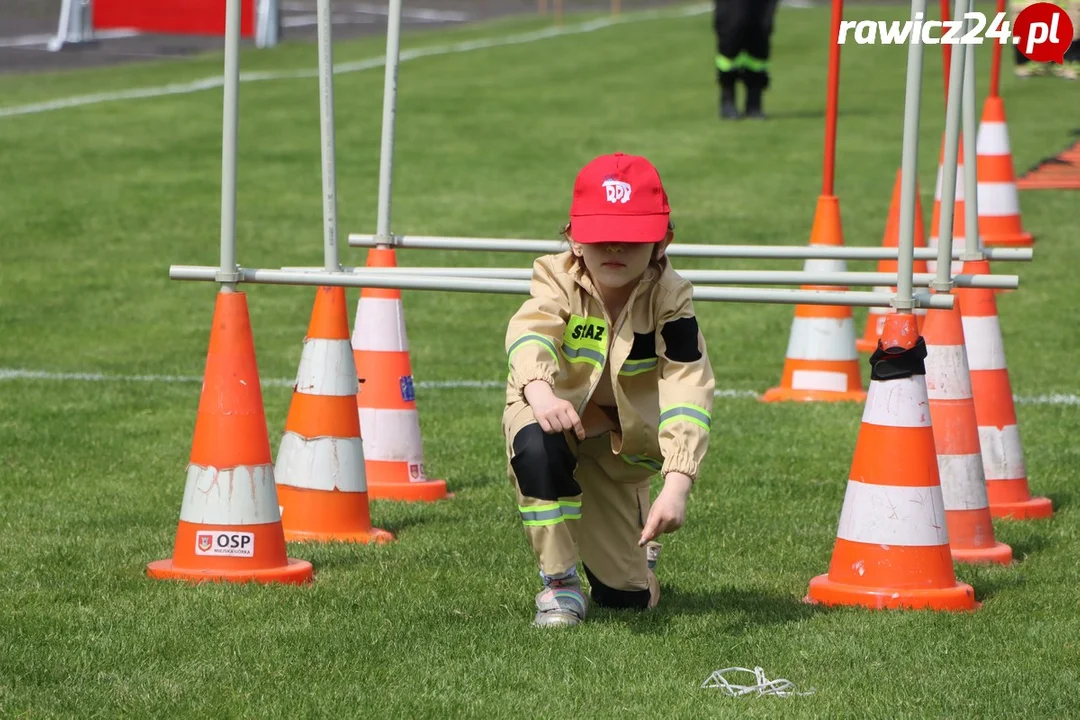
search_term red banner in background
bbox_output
[94,0,256,37]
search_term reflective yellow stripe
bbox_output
[519,500,581,526]
[619,357,658,376]
[508,333,559,368]
[658,404,712,432]
[736,51,769,72]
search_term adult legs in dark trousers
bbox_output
[713,0,781,119]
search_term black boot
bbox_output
[742,67,768,119]
[720,84,740,120]
[744,85,765,119]
[717,69,741,120]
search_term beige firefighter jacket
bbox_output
[504,250,715,483]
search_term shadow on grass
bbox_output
[955,532,1055,603]
[964,569,1028,606]
[1002,531,1055,560]
[1043,491,1071,514]
[590,582,829,634]
[742,108,879,121]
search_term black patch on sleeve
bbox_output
[627,331,657,360]
[660,316,702,363]
[510,423,581,500]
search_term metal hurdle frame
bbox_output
[169,0,1003,316]
[343,0,1032,267]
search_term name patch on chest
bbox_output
[562,315,608,369]
[570,322,605,342]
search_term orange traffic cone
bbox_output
[353,248,450,501]
[1017,140,1080,190]
[955,260,1053,520]
[922,295,1012,564]
[856,168,929,354]
[805,313,977,610]
[762,196,865,403]
[147,291,314,585]
[275,286,395,543]
[927,134,970,278]
[975,97,1033,247]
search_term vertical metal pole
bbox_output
[932,0,969,292]
[822,0,843,197]
[940,0,952,100]
[375,0,403,248]
[218,0,243,292]
[317,0,340,272]
[961,21,982,261]
[894,0,928,312]
[990,0,1005,98]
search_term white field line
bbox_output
[0,368,1075,405]
[0,28,140,49]
[0,3,711,120]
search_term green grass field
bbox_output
[2,2,1080,716]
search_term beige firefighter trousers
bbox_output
[503,400,656,603]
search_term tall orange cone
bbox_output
[762,196,865,403]
[922,295,1012,564]
[955,260,1053,520]
[353,248,450,501]
[927,135,969,278]
[805,313,977,610]
[975,97,1032,247]
[856,169,929,353]
[275,286,395,543]
[148,291,314,585]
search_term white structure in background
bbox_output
[48,0,281,51]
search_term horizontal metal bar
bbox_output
[346,233,1033,262]
[170,265,955,308]
[280,265,1018,290]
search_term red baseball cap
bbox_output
[568,152,671,244]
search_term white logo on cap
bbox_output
[603,180,632,204]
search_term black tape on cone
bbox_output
[869,337,927,381]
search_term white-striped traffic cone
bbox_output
[976,96,1033,247]
[353,248,450,502]
[762,195,865,403]
[805,312,977,610]
[927,135,978,277]
[147,291,313,585]
[923,294,1012,564]
[955,258,1052,520]
[275,286,394,543]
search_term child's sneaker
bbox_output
[534,574,588,627]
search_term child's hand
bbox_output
[524,380,585,440]
[639,472,693,546]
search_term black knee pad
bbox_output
[583,565,651,610]
[510,423,581,501]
